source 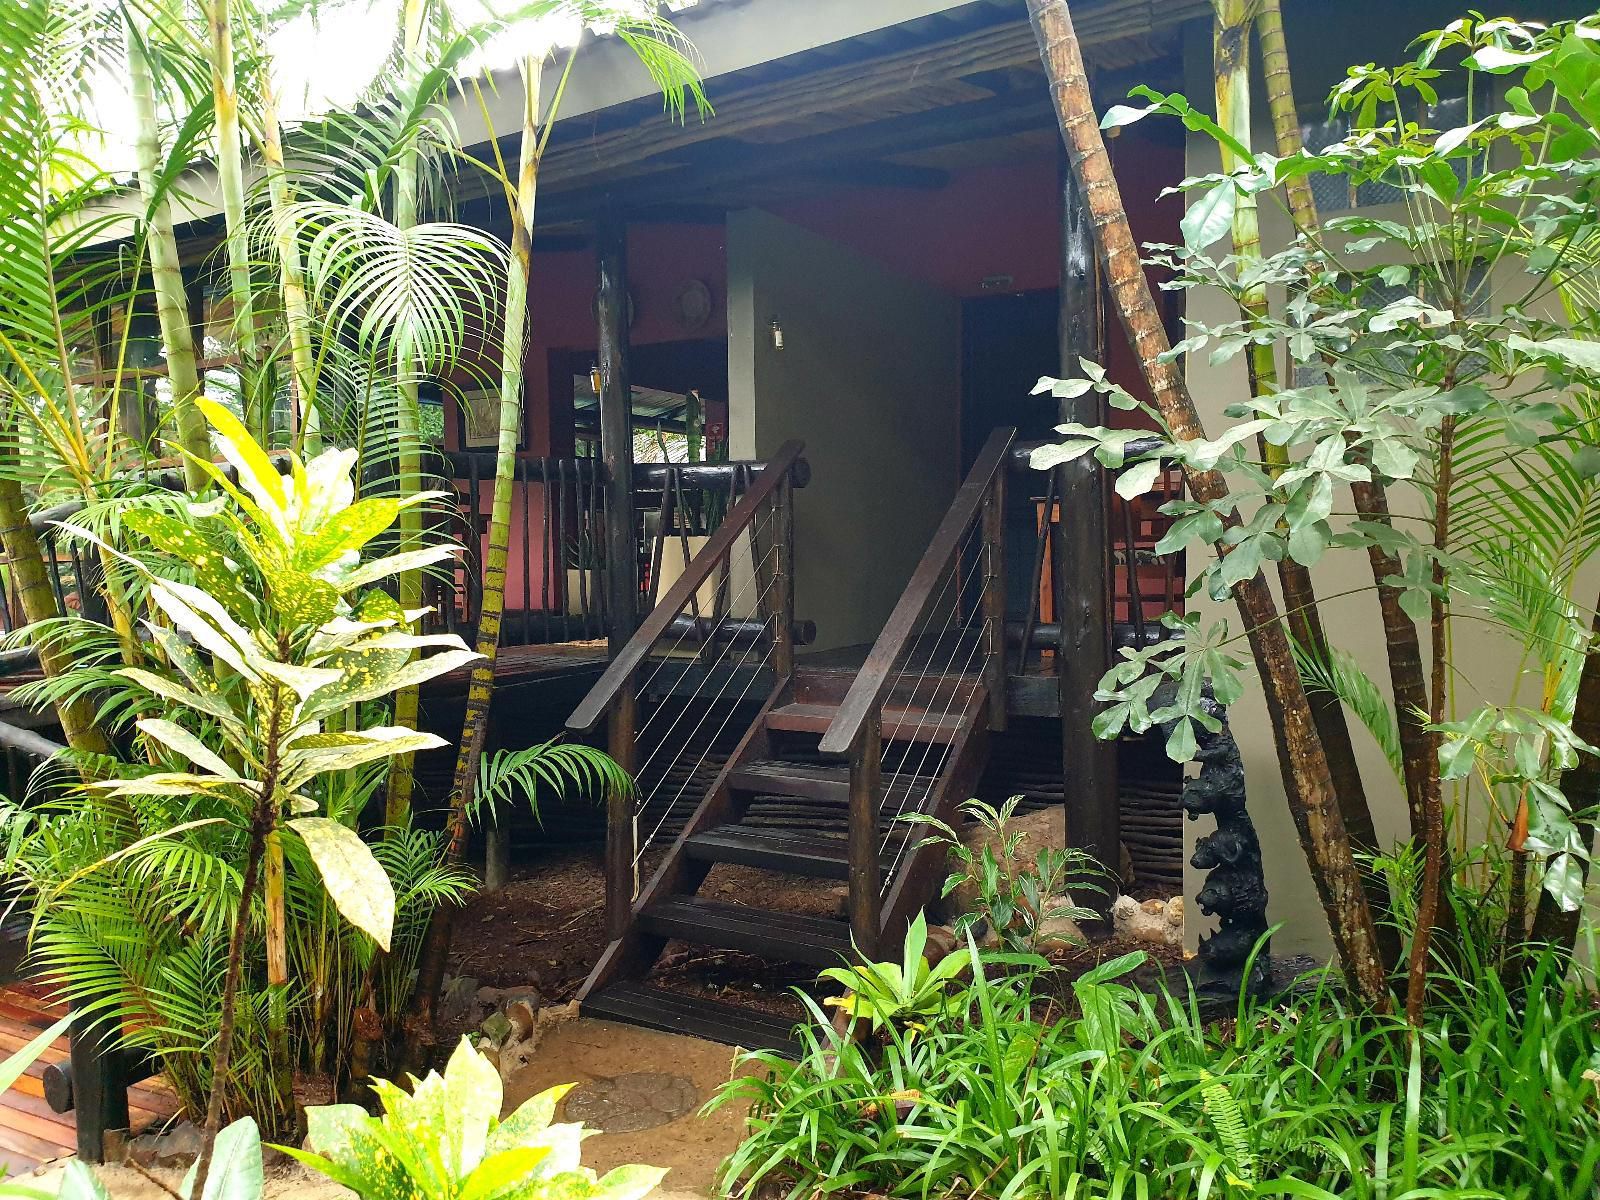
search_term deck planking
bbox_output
[0,983,177,1178]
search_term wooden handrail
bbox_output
[818,427,1016,756]
[567,439,807,732]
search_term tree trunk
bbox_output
[125,14,210,492]
[202,0,262,440]
[1026,0,1389,1010]
[0,478,112,758]
[385,0,430,831]
[1255,0,1431,850]
[1214,0,1397,971]
[404,53,544,1066]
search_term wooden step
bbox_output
[582,982,802,1056]
[685,825,854,877]
[765,703,962,744]
[638,897,853,967]
[729,759,938,809]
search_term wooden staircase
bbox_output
[568,430,1016,1051]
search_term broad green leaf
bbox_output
[489,1084,574,1157]
[295,497,403,571]
[305,648,482,718]
[1180,181,1235,252]
[122,509,256,618]
[589,1165,670,1200]
[283,729,446,790]
[443,1038,503,1176]
[116,667,244,741]
[302,1104,371,1160]
[461,1147,555,1200]
[337,544,457,591]
[53,1162,112,1200]
[1114,459,1161,500]
[180,1117,263,1200]
[136,719,238,780]
[289,817,395,950]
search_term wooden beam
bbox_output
[596,210,637,656]
[1054,149,1119,900]
[536,2,1210,196]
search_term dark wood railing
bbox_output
[437,452,803,648]
[818,426,1015,950]
[1007,441,1184,674]
[567,441,808,938]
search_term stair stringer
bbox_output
[578,675,790,1002]
[876,687,992,949]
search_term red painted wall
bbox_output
[447,126,1183,620]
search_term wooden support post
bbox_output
[484,821,510,892]
[69,1007,128,1163]
[772,476,796,680]
[981,473,1008,732]
[1056,151,1119,895]
[605,677,638,940]
[847,714,883,957]
[597,210,638,657]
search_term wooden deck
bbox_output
[0,984,178,1176]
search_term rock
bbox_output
[1111,894,1184,947]
[950,806,1067,916]
[505,998,538,1040]
[1035,900,1086,952]
[822,884,850,920]
[479,1010,513,1048]
[922,923,961,964]
[124,1120,205,1169]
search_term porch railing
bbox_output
[818,426,1015,951]
[436,452,795,647]
[1008,442,1185,674]
[566,441,809,938]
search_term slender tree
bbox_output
[404,4,705,1062]
[1025,0,1389,1008]
[125,13,212,491]
[1213,0,1398,969]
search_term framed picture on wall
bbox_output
[458,387,507,449]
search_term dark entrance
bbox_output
[960,289,1059,615]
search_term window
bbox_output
[1299,94,1471,213]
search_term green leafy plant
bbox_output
[819,912,968,1034]
[16,398,481,1183]
[716,929,1600,1199]
[905,797,1100,955]
[283,1037,666,1200]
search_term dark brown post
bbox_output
[1056,152,1119,892]
[596,210,637,657]
[772,475,796,679]
[847,714,883,957]
[605,676,638,939]
[981,472,1008,732]
[69,1007,128,1162]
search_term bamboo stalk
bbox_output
[405,49,546,1067]
[1027,0,1389,1010]
[202,0,262,440]
[1214,0,1396,970]
[257,61,318,450]
[386,0,430,831]
[125,14,210,492]
[0,477,111,759]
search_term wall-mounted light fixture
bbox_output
[589,363,603,394]
[769,318,785,351]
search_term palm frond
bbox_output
[471,737,630,826]
[1292,637,1404,785]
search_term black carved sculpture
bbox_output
[1182,696,1270,996]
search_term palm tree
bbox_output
[403,1,707,1061]
[1024,0,1389,1010]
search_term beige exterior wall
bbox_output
[726,208,960,654]
[1177,3,1596,957]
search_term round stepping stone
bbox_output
[563,1071,699,1134]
